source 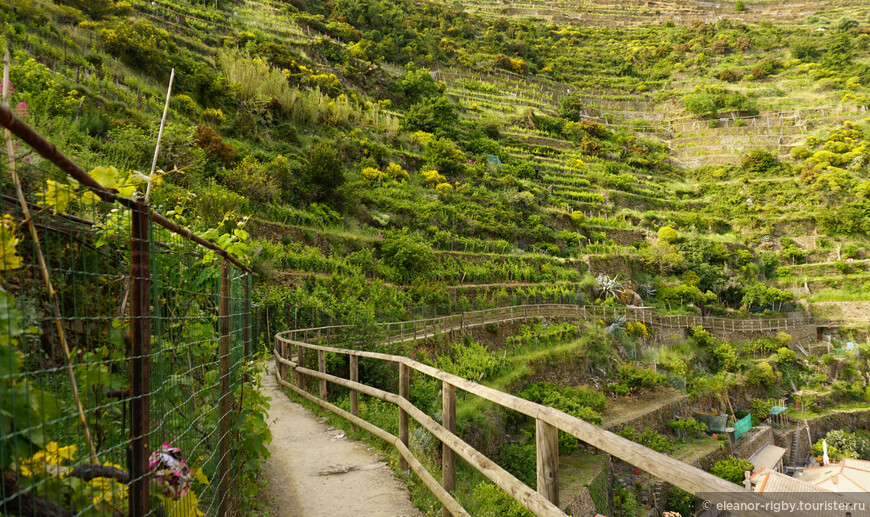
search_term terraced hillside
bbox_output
[2,0,870,514]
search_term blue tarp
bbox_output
[768,406,787,415]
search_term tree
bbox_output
[401,96,459,136]
[424,138,466,177]
[399,66,441,104]
[710,457,754,484]
[642,242,685,274]
[379,231,435,282]
[304,143,345,203]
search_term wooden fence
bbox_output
[272,304,829,517]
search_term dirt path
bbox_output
[601,388,687,429]
[262,361,423,517]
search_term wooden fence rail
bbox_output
[273,304,832,517]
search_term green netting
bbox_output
[733,413,752,440]
[693,412,728,434]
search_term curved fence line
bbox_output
[272,304,836,517]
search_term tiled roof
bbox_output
[797,458,870,493]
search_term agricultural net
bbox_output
[1,143,254,516]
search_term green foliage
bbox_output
[464,481,533,517]
[741,150,778,174]
[219,155,281,204]
[423,137,466,177]
[617,364,666,389]
[303,143,345,203]
[617,426,673,453]
[668,419,709,440]
[775,347,797,364]
[499,442,536,487]
[657,226,678,243]
[734,0,745,11]
[710,457,754,484]
[613,486,637,517]
[402,96,459,136]
[683,84,757,119]
[400,65,441,103]
[379,231,435,282]
[750,398,773,426]
[712,342,739,372]
[0,289,56,468]
[667,487,695,516]
[89,18,175,73]
[518,382,604,423]
[437,341,504,382]
[813,430,870,460]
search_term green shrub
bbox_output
[379,231,435,282]
[303,143,345,203]
[710,457,754,484]
[618,364,666,389]
[219,155,280,204]
[608,383,630,396]
[465,482,533,517]
[776,347,797,364]
[657,226,678,243]
[668,419,709,440]
[719,68,743,82]
[741,149,778,173]
[750,398,773,426]
[437,341,503,382]
[667,487,695,516]
[613,487,637,517]
[499,442,536,487]
[618,426,673,453]
[712,342,739,372]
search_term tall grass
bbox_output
[809,289,870,302]
[218,48,400,132]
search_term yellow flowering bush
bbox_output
[361,166,385,184]
[0,215,21,272]
[421,169,446,186]
[385,163,409,182]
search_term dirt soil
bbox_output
[601,387,687,428]
[262,362,423,517]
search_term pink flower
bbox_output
[14,101,27,118]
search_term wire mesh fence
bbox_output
[1,115,254,516]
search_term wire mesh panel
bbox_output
[2,151,135,515]
[1,128,253,515]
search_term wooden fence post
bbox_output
[318,349,327,399]
[350,355,359,431]
[218,260,231,517]
[399,363,411,471]
[298,345,306,391]
[536,419,559,507]
[442,382,456,517]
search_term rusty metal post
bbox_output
[218,261,231,516]
[130,201,151,517]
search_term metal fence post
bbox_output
[130,200,151,517]
[218,261,231,516]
